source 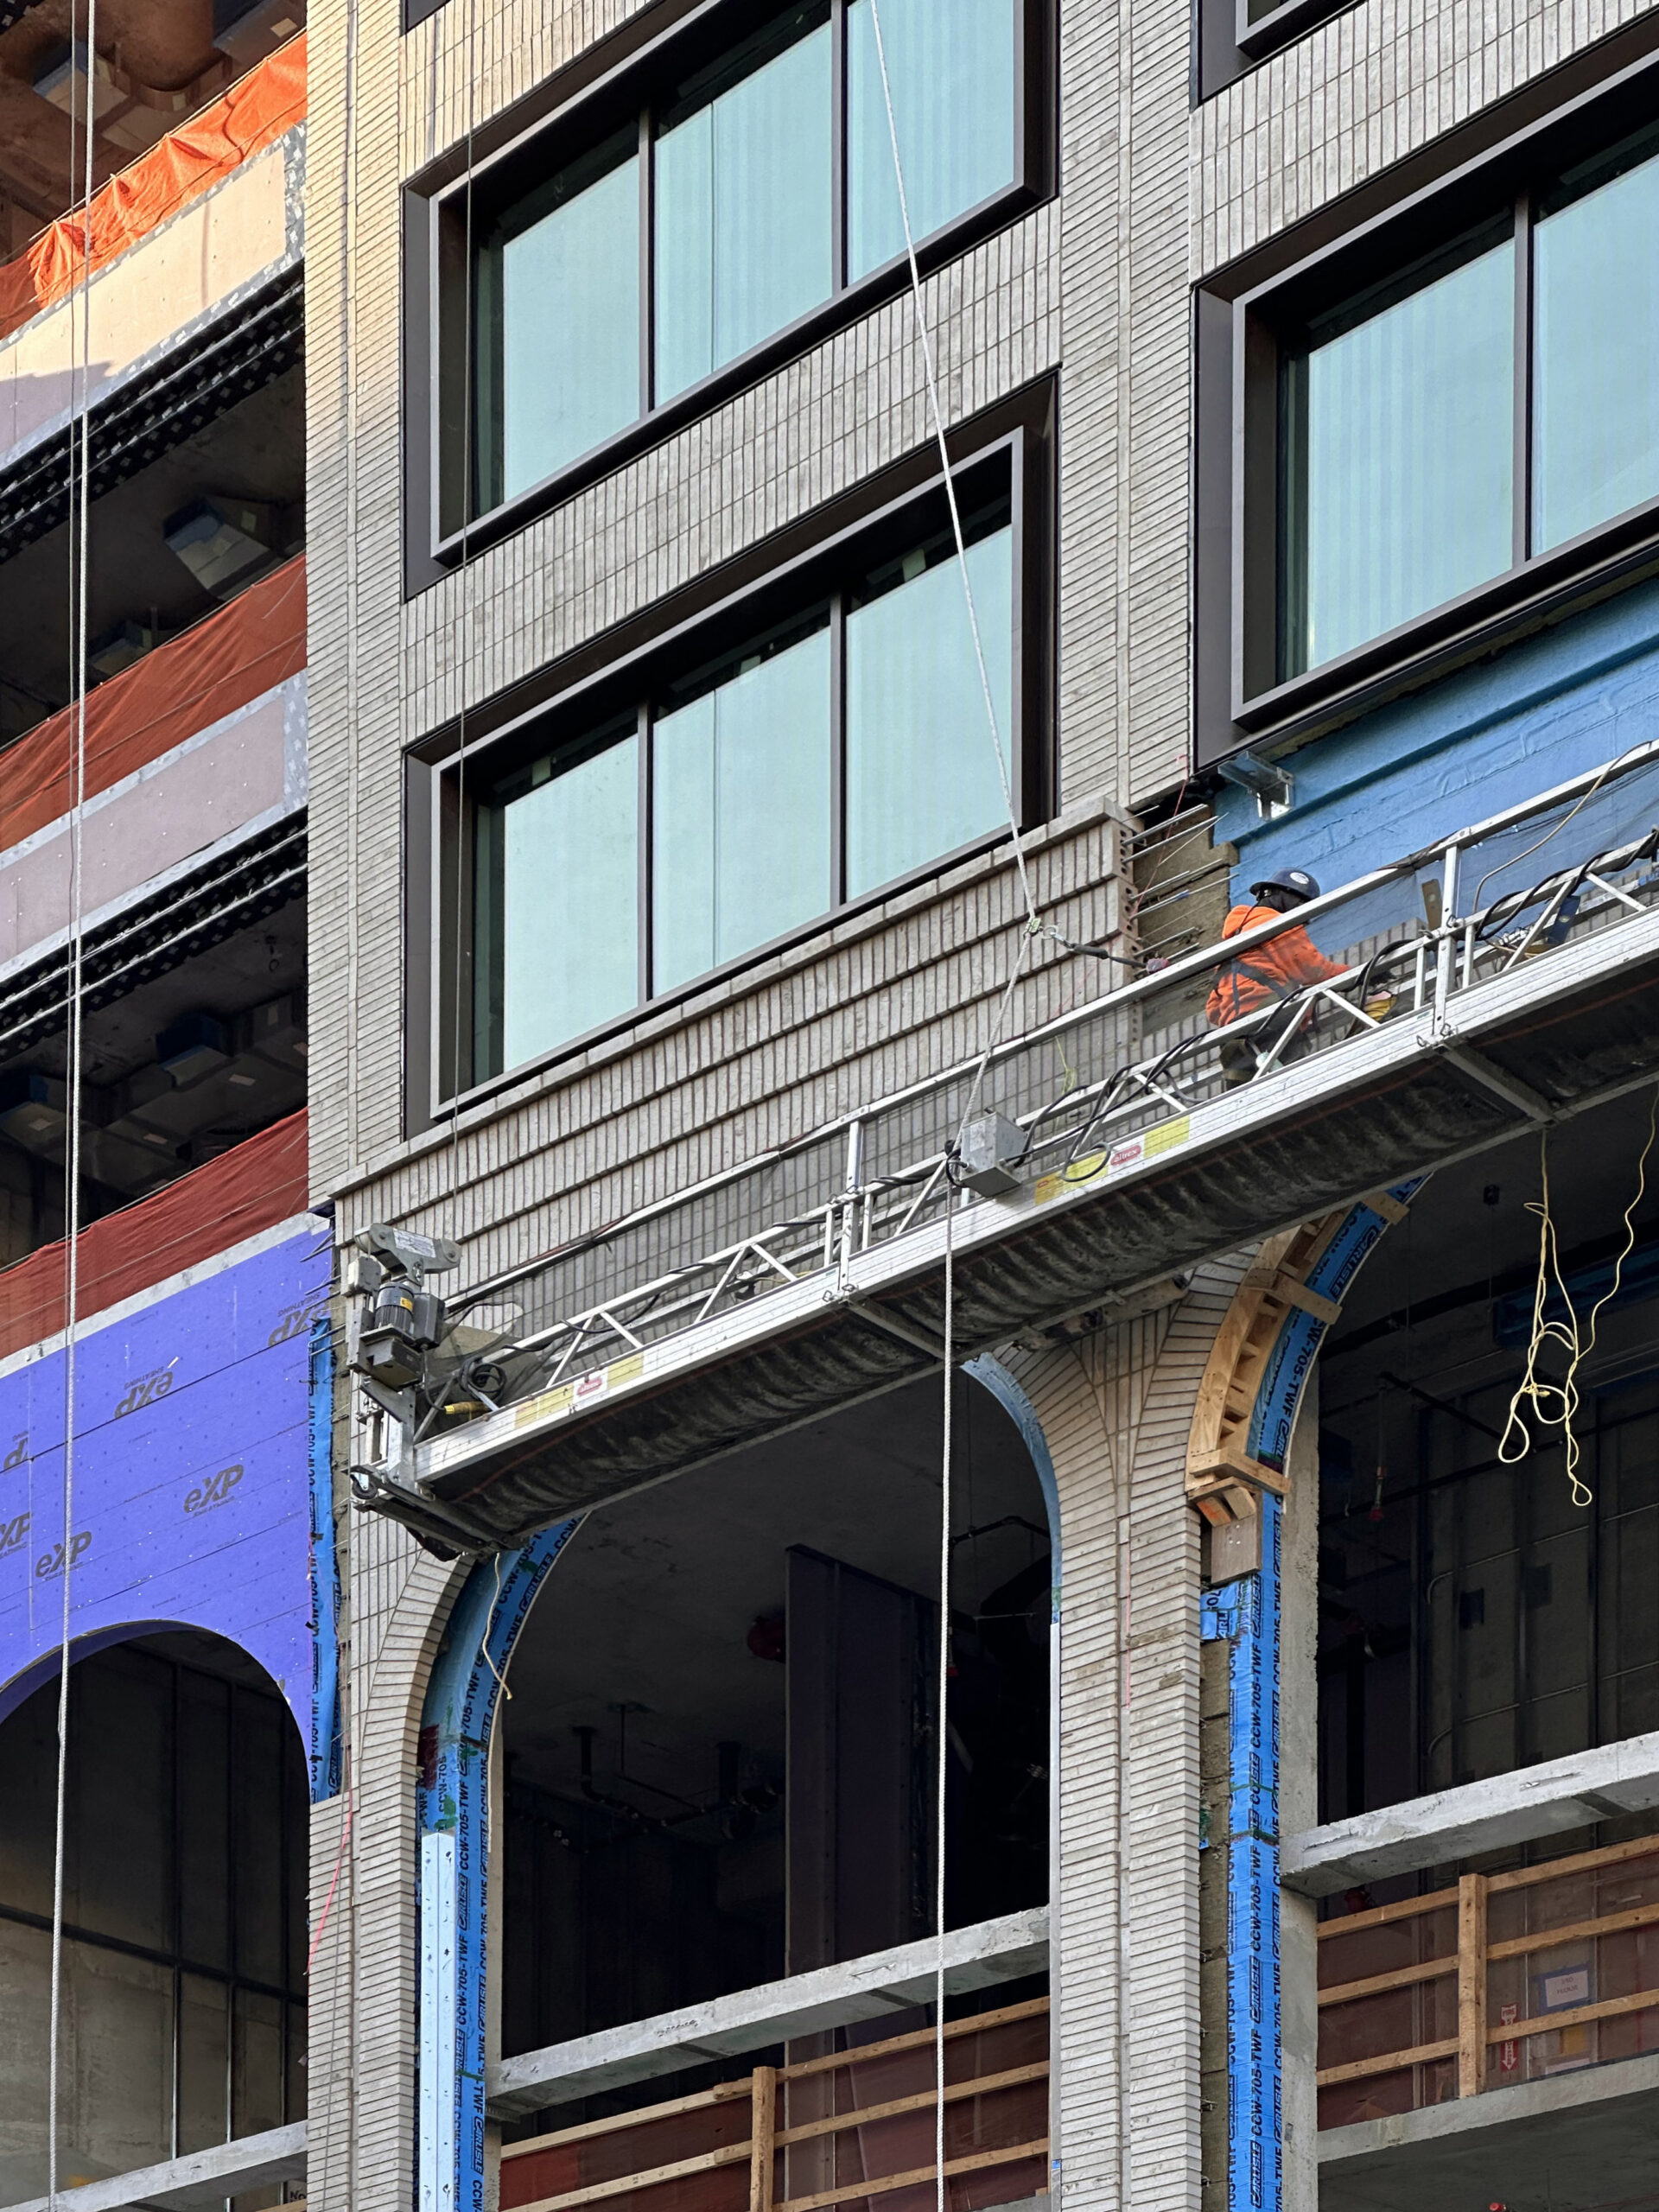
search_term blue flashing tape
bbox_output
[1211,1185,1418,2212]
[307,1316,341,1803]
[417,1521,580,2212]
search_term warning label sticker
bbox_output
[1033,1114,1192,1206]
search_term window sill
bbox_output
[416,182,1045,589]
[1219,496,1659,766]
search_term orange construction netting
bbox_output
[0,32,307,348]
[0,1109,311,1359]
[0,555,306,853]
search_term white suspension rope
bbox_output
[864,0,1039,936]
[48,14,99,2202]
[935,1198,954,2212]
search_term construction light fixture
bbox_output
[1216,749,1294,817]
[163,499,277,600]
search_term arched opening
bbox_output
[494,1367,1053,2207]
[0,1629,309,2202]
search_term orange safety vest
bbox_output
[1206,903,1344,1028]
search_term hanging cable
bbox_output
[1497,1087,1659,1508]
[934,1181,954,2212]
[863,0,1038,939]
[48,14,99,2203]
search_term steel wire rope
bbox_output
[859,9,1051,2202]
[47,13,99,2203]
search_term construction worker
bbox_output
[1207,867,1345,1085]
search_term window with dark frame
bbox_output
[436,0,1039,546]
[1222,110,1659,733]
[1197,0,1359,99]
[464,489,1017,1086]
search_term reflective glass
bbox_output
[1286,238,1514,676]
[652,623,833,989]
[494,139,639,503]
[1534,145,1659,552]
[847,0,1017,280]
[655,14,833,402]
[500,733,639,1065]
[846,524,1013,897]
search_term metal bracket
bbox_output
[1440,1043,1554,1122]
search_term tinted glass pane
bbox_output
[846,523,1013,897]
[848,0,1017,280]
[500,733,639,1066]
[491,139,639,503]
[655,14,833,401]
[653,622,833,990]
[1286,239,1514,676]
[1534,147,1659,551]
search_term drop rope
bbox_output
[48,12,99,2203]
[1497,1087,1659,1508]
[864,0,1037,940]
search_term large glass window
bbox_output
[461,0,1027,526]
[1534,138,1659,553]
[1281,238,1514,677]
[847,0,1018,280]
[477,134,641,509]
[1267,125,1659,692]
[655,16,835,404]
[466,495,1019,1082]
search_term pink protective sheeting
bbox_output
[0,1110,311,1358]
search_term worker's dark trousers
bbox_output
[1216,999,1313,1088]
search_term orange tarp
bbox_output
[0,34,307,347]
[0,1109,311,1359]
[0,555,306,851]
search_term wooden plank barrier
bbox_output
[1314,1833,1659,2119]
[500,1998,1051,2212]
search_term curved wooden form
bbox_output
[1185,1189,1410,1527]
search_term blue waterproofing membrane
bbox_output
[0,1217,333,1741]
[1213,580,1659,896]
[417,1521,579,2212]
[1200,1189,1416,2212]
[308,1315,341,1801]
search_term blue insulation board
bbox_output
[1214,579,1659,893]
[0,1217,333,1754]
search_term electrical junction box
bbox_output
[957,1112,1027,1198]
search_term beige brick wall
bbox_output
[1192,0,1659,277]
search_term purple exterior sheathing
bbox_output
[0,1217,333,1747]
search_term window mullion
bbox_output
[639,703,655,1003]
[1512,191,1534,572]
[830,0,848,296]
[639,108,655,416]
[830,592,847,908]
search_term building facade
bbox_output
[3,3,1659,2212]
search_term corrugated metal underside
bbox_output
[433,948,1659,1547]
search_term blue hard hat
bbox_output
[1250,867,1320,903]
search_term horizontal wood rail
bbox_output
[1315,1831,1659,2103]
[501,1999,1050,2212]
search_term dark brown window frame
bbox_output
[1195,41,1659,770]
[405,400,1054,1128]
[404,0,1054,596]
[1196,0,1361,100]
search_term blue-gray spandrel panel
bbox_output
[0,1219,331,1744]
